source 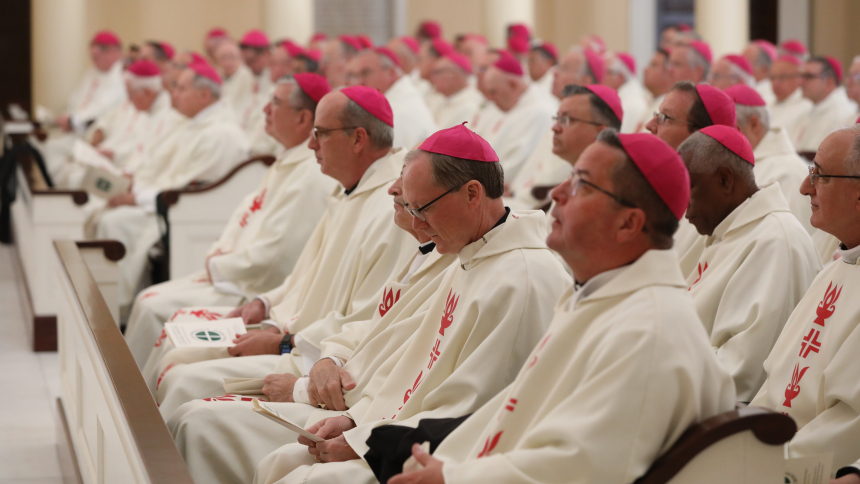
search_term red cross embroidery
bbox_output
[504,398,517,413]
[799,328,822,358]
[427,339,441,370]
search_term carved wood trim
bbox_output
[75,240,126,262]
[159,155,276,207]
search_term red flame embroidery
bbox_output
[439,289,459,336]
[814,282,842,327]
[378,287,401,317]
[688,262,708,291]
[477,431,503,458]
[783,363,809,408]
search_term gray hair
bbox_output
[562,84,622,130]
[844,126,860,175]
[685,44,711,79]
[276,75,319,116]
[596,128,678,249]
[752,47,773,70]
[735,104,770,131]
[677,131,756,186]
[404,149,505,199]
[727,61,755,86]
[339,96,394,150]
[192,74,221,99]
[608,57,633,82]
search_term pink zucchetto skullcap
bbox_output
[431,38,454,57]
[507,35,531,54]
[92,30,121,46]
[584,34,606,55]
[293,73,331,102]
[207,28,228,39]
[159,42,175,60]
[724,84,766,107]
[508,24,531,40]
[443,51,472,74]
[780,39,807,56]
[824,56,844,83]
[678,23,692,33]
[188,61,222,85]
[584,85,624,122]
[356,34,374,49]
[399,36,420,54]
[688,40,713,64]
[463,33,488,45]
[695,84,736,127]
[723,54,754,76]
[241,29,269,48]
[419,122,499,162]
[188,52,207,66]
[616,52,637,75]
[535,42,558,62]
[493,50,524,77]
[281,40,305,58]
[375,46,402,69]
[775,54,802,67]
[753,40,777,61]
[341,86,394,127]
[419,21,442,39]
[128,60,161,77]
[699,125,755,165]
[302,49,322,63]
[856,115,860,124]
[339,35,364,52]
[311,32,328,43]
[617,133,690,220]
[584,49,606,83]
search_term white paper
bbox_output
[251,399,324,442]
[165,317,247,348]
[3,121,34,134]
[80,165,132,199]
[785,453,833,484]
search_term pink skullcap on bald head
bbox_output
[535,42,558,62]
[207,28,228,39]
[775,54,802,67]
[356,35,374,49]
[724,84,766,107]
[419,123,498,162]
[375,46,402,69]
[188,52,207,66]
[508,35,531,54]
[443,51,472,74]
[311,33,328,43]
[688,40,712,64]
[339,35,363,52]
[159,42,175,60]
[128,60,160,77]
[188,62,222,85]
[723,54,753,76]
[616,53,636,75]
[780,39,807,56]
[695,84,736,127]
[281,40,305,58]
[302,49,322,63]
[583,85,624,122]
[92,30,121,46]
[699,125,755,165]
[431,38,454,57]
[753,40,777,61]
[340,86,394,127]
[508,24,530,39]
[399,36,420,54]
[293,73,331,102]
[463,33,488,45]
[240,29,269,48]
[493,50,524,77]
[419,21,442,39]
[584,49,605,83]
[617,133,690,220]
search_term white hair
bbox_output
[192,74,222,99]
[685,45,711,79]
[728,61,755,87]
[678,131,756,186]
[566,46,594,81]
[608,57,633,82]
[736,104,770,131]
[124,73,162,92]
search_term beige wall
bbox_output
[811,0,860,71]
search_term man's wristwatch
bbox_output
[279,333,293,354]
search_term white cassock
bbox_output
[503,129,570,210]
[794,87,856,152]
[430,86,483,130]
[675,218,705,278]
[751,244,860,469]
[753,126,815,234]
[385,76,438,149]
[97,101,250,313]
[64,60,128,133]
[756,78,777,106]
[636,93,663,133]
[222,64,257,113]
[483,85,557,181]
[533,66,555,94]
[165,248,456,484]
[252,210,571,484]
[770,88,813,144]
[155,150,415,416]
[618,78,650,133]
[470,100,504,140]
[410,70,435,103]
[812,230,841,266]
[126,141,337,368]
[121,108,189,182]
[684,184,821,401]
[97,91,173,169]
[260,249,735,484]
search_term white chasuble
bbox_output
[253,210,571,484]
[430,86,483,130]
[794,87,856,152]
[685,184,821,401]
[753,127,815,234]
[674,217,705,278]
[428,249,736,484]
[503,129,570,210]
[618,79,650,134]
[770,88,813,144]
[750,251,860,469]
[385,76,438,149]
[65,60,127,132]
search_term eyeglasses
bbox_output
[800,72,829,81]
[769,74,800,82]
[567,172,636,208]
[807,165,860,186]
[312,126,358,140]
[653,111,698,128]
[552,114,604,128]
[405,185,461,221]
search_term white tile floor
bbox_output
[0,243,65,483]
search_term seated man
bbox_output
[768,55,813,142]
[795,57,856,152]
[707,54,755,90]
[603,52,649,133]
[96,62,250,317]
[125,73,337,370]
[154,86,415,416]
[384,131,737,484]
[428,50,482,130]
[678,126,820,401]
[751,127,860,474]
[171,124,570,484]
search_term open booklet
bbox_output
[785,452,833,484]
[251,398,324,442]
[165,317,246,348]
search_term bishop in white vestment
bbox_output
[795,57,856,152]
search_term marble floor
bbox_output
[0,243,65,483]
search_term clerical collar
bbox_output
[838,243,860,265]
[570,265,626,309]
[492,207,511,230]
[418,241,436,255]
[344,183,359,196]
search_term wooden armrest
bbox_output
[530,184,558,202]
[798,151,816,162]
[75,240,126,261]
[633,405,796,484]
[159,155,275,207]
[30,188,89,205]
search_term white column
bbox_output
[778,0,809,44]
[695,0,749,59]
[32,0,88,113]
[629,0,657,82]
[484,0,535,49]
[263,0,315,45]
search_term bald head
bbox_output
[215,41,242,77]
[553,49,593,100]
[484,66,527,112]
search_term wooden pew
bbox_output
[158,154,274,280]
[634,405,796,484]
[54,239,194,484]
